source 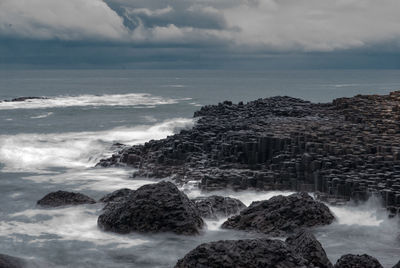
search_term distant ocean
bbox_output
[1,69,400,267]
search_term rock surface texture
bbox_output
[221,192,334,236]
[98,91,400,213]
[286,231,333,268]
[98,181,204,235]
[175,239,308,268]
[99,188,135,203]
[334,254,383,268]
[37,190,96,207]
[192,195,246,219]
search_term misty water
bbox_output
[1,69,400,267]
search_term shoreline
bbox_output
[99,91,400,214]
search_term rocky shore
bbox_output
[98,91,400,214]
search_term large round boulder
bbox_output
[175,239,308,268]
[334,254,383,268]
[221,192,334,236]
[192,195,246,219]
[98,181,204,235]
[286,231,333,268]
[37,190,96,207]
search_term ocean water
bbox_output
[0,69,400,267]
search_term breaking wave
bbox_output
[0,93,187,110]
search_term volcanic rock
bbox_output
[221,192,334,236]
[393,260,400,268]
[175,239,308,268]
[286,230,333,268]
[192,195,246,219]
[97,91,400,212]
[97,181,204,235]
[99,188,135,203]
[1,97,48,102]
[334,254,383,268]
[37,190,96,207]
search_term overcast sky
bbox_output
[1,0,400,68]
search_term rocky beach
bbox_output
[25,90,400,267]
[2,90,400,267]
[99,91,400,215]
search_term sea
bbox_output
[0,69,400,267]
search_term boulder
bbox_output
[286,230,333,268]
[0,254,26,268]
[175,239,308,268]
[99,188,135,203]
[192,195,246,219]
[393,260,400,268]
[221,192,334,236]
[37,190,96,207]
[98,181,204,235]
[334,254,383,268]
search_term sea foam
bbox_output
[0,93,186,110]
[0,118,194,172]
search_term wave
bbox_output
[30,112,54,119]
[0,205,148,248]
[0,118,194,172]
[0,93,186,110]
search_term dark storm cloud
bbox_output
[2,0,400,51]
[1,0,400,68]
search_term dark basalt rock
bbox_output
[334,254,383,268]
[192,195,246,219]
[99,188,135,203]
[2,97,48,102]
[286,230,333,268]
[393,260,400,268]
[98,181,204,235]
[0,254,26,268]
[221,192,334,236]
[175,239,308,268]
[37,190,96,207]
[97,91,400,213]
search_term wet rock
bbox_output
[37,190,96,207]
[99,188,135,203]
[0,254,26,268]
[98,91,400,212]
[175,239,308,268]
[192,195,246,219]
[2,97,48,102]
[334,254,383,268]
[98,181,204,235]
[221,192,334,236]
[286,230,333,268]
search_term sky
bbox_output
[1,0,400,69]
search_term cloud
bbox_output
[1,0,400,52]
[0,0,128,40]
[222,0,400,51]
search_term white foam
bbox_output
[23,168,155,192]
[30,112,54,119]
[327,197,390,227]
[0,118,194,172]
[0,93,186,110]
[182,182,294,207]
[0,206,148,248]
